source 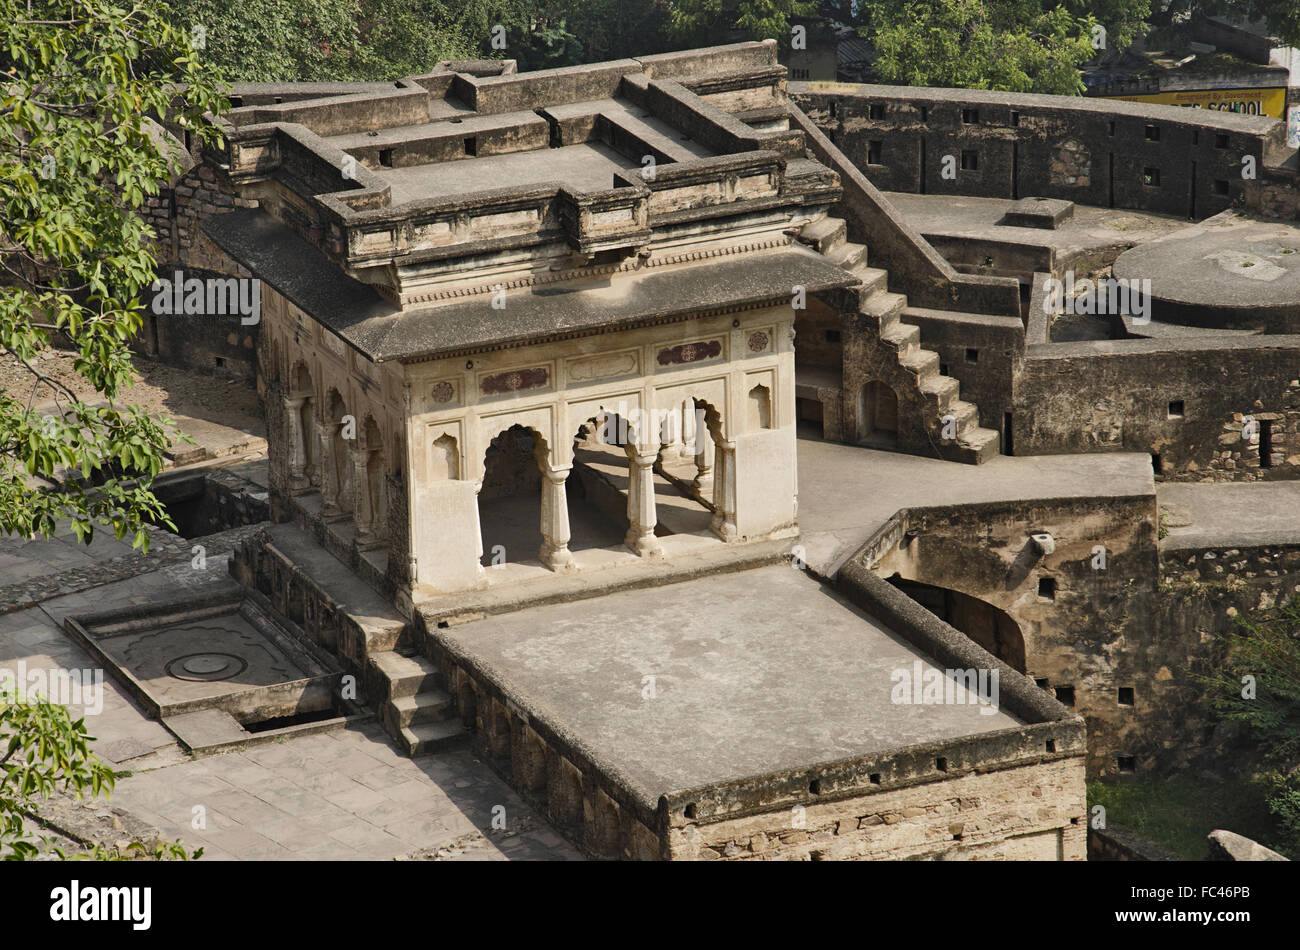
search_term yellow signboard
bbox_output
[1105,86,1286,119]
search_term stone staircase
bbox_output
[232,523,468,757]
[370,651,467,756]
[796,214,1000,464]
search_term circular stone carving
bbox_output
[430,381,454,404]
[747,331,770,352]
[166,652,248,683]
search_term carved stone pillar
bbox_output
[283,396,309,492]
[352,443,375,543]
[625,450,664,559]
[315,420,342,517]
[710,439,738,541]
[693,412,714,493]
[539,467,576,572]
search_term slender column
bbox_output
[693,414,714,492]
[710,439,738,541]
[283,396,309,492]
[659,401,687,463]
[625,450,664,558]
[316,420,342,517]
[539,467,576,572]
[352,443,374,541]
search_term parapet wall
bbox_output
[791,82,1288,220]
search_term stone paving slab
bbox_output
[110,720,581,860]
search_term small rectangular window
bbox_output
[1118,687,1135,706]
[1143,166,1161,187]
[965,348,979,363]
[961,150,979,170]
[1214,179,1229,196]
[1038,577,1057,601]
[1010,110,1021,126]
[1054,685,1074,706]
[463,137,477,157]
[961,108,979,124]
[1145,124,1160,141]
[869,103,885,120]
[1215,133,1229,149]
[378,148,394,168]
[825,329,841,343]
[867,140,883,165]
[1117,755,1137,773]
[1168,400,1184,418]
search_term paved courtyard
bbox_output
[1,516,579,860]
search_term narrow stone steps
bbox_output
[802,214,1000,466]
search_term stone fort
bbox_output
[120,39,1300,859]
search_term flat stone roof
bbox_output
[1114,211,1300,312]
[436,565,1020,805]
[883,191,1184,265]
[204,209,859,362]
[1159,482,1300,551]
[379,142,632,204]
[794,437,1157,576]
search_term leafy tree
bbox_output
[861,0,1101,95]
[670,0,820,47]
[1,686,199,860]
[166,0,481,82]
[1197,600,1300,854]
[1161,0,1300,51]
[1,0,228,552]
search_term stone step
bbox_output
[826,240,867,272]
[880,322,920,354]
[899,348,939,378]
[860,290,908,329]
[386,688,456,729]
[797,215,846,253]
[919,374,961,411]
[957,426,1001,463]
[398,719,469,756]
[371,651,442,700]
[940,400,980,433]
[856,266,889,296]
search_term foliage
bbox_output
[166,0,479,81]
[1,0,228,552]
[1086,774,1286,859]
[0,686,200,860]
[670,0,820,46]
[1194,600,1300,855]
[860,0,1101,95]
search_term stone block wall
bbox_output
[1015,340,1300,481]
[138,162,263,383]
[792,83,1279,221]
[672,756,1086,860]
